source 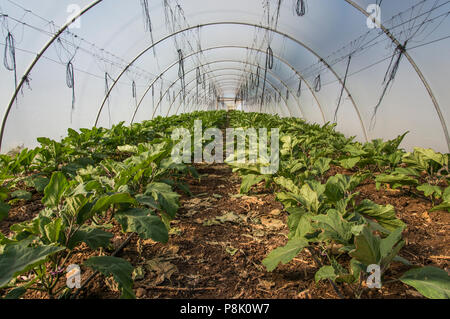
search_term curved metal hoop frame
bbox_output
[145,60,304,122]
[0,1,447,151]
[129,45,326,125]
[92,21,369,142]
[154,69,291,119]
[344,0,449,152]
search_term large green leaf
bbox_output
[339,157,360,169]
[417,184,442,198]
[84,256,135,299]
[287,208,314,239]
[30,177,50,193]
[240,174,266,194]
[0,201,10,222]
[10,190,32,201]
[146,182,180,218]
[431,187,450,212]
[350,226,404,269]
[43,218,64,244]
[430,202,450,212]
[375,174,418,190]
[262,238,308,272]
[115,208,168,243]
[400,267,450,299]
[315,265,338,283]
[312,210,353,245]
[356,200,406,231]
[325,174,364,202]
[349,226,381,266]
[42,172,69,208]
[379,227,405,268]
[274,176,300,194]
[0,242,64,288]
[90,193,137,215]
[68,227,113,250]
[4,286,27,299]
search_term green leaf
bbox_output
[0,242,64,288]
[430,187,450,212]
[0,201,10,222]
[91,193,137,215]
[430,202,450,212]
[375,174,418,190]
[274,176,301,194]
[349,226,381,266]
[417,184,442,198]
[442,186,450,202]
[313,157,332,175]
[146,182,180,218]
[325,174,363,202]
[42,172,69,208]
[68,227,113,250]
[287,208,314,239]
[117,145,139,154]
[240,174,266,194]
[262,238,309,272]
[136,195,161,210]
[4,286,27,299]
[356,200,406,231]
[43,218,63,244]
[30,177,50,193]
[379,227,405,267]
[315,265,337,283]
[400,267,450,299]
[84,256,135,299]
[312,210,353,245]
[115,208,168,243]
[339,157,360,169]
[297,183,319,213]
[10,190,32,201]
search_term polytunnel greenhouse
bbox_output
[0,0,449,302]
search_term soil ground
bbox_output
[2,162,448,299]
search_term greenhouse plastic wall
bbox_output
[0,0,449,153]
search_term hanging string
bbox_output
[260,46,273,111]
[371,41,407,129]
[296,79,302,98]
[66,60,75,109]
[105,72,112,127]
[196,67,202,84]
[286,89,289,100]
[132,80,137,108]
[3,32,18,98]
[177,49,185,99]
[267,46,274,70]
[140,0,156,58]
[250,73,255,89]
[196,67,201,104]
[314,74,321,92]
[152,83,155,112]
[132,80,137,99]
[256,65,260,88]
[295,0,306,17]
[334,55,352,122]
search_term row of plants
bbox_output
[226,110,449,299]
[0,111,227,299]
